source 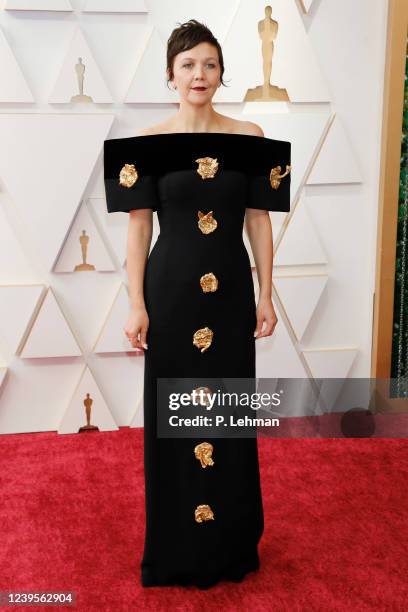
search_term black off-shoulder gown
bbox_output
[104,132,291,589]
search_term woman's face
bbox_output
[170,42,221,103]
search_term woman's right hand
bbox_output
[124,306,149,350]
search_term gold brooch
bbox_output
[269,165,291,190]
[194,442,214,468]
[198,210,217,234]
[195,156,219,179]
[191,386,213,408]
[200,272,218,293]
[193,327,213,352]
[119,163,138,188]
[195,504,214,523]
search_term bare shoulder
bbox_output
[239,121,264,137]
[221,116,264,137]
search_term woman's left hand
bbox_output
[254,296,278,339]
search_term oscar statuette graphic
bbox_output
[70,57,93,103]
[78,393,99,433]
[244,5,289,102]
[74,229,95,271]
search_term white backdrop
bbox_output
[0,0,387,434]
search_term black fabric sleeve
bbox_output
[247,141,291,212]
[103,138,160,213]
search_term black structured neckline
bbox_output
[108,132,290,146]
[104,131,291,177]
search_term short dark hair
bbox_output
[166,19,229,89]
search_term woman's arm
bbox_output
[245,208,278,339]
[124,208,153,350]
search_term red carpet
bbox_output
[1,427,407,611]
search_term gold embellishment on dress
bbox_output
[194,442,214,468]
[200,272,218,293]
[191,386,213,408]
[119,163,138,188]
[195,157,219,179]
[269,165,291,190]
[198,211,217,234]
[195,504,214,523]
[193,327,213,352]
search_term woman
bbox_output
[103,19,291,589]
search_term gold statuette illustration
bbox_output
[193,327,213,353]
[78,393,99,433]
[74,229,95,271]
[194,504,215,523]
[200,272,218,293]
[119,163,138,188]
[70,57,93,103]
[269,165,291,189]
[198,210,217,234]
[244,6,289,102]
[191,386,213,408]
[194,442,215,468]
[195,156,219,179]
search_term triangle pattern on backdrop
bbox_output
[125,27,174,103]
[0,113,115,271]
[49,27,112,103]
[0,204,37,283]
[274,274,328,342]
[58,365,118,434]
[54,199,115,272]
[253,273,308,379]
[0,367,7,391]
[274,198,328,266]
[0,26,34,102]
[0,285,44,355]
[307,116,363,185]
[20,287,82,358]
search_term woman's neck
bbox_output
[169,106,225,133]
